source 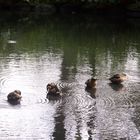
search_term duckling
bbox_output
[85,78,97,89]
[109,73,127,84]
[7,90,22,102]
[46,83,60,96]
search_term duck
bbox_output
[46,83,60,96]
[85,78,97,89]
[7,90,22,103]
[109,73,127,84]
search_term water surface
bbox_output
[0,12,140,140]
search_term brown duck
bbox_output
[46,83,60,96]
[109,73,127,84]
[7,90,22,102]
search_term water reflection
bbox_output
[0,11,139,139]
[109,83,124,91]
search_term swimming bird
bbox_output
[85,78,97,89]
[109,73,127,84]
[46,83,60,96]
[7,90,22,103]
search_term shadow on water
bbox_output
[108,83,124,91]
[7,100,21,105]
[0,11,140,139]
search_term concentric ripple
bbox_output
[56,82,73,88]
[20,92,50,106]
[98,89,140,109]
[116,82,140,108]
[97,96,116,109]
[0,76,8,89]
[37,98,49,104]
[56,82,76,92]
[62,92,96,113]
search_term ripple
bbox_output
[0,100,13,109]
[37,98,49,104]
[56,82,76,91]
[56,82,72,88]
[21,94,48,106]
[127,72,140,83]
[0,95,22,109]
[98,96,116,109]
[119,82,140,108]
[63,93,96,113]
[97,89,140,110]
[0,76,8,89]
[117,93,135,108]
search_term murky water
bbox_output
[0,11,140,140]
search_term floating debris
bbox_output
[7,40,17,44]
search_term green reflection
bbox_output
[0,12,140,73]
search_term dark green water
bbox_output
[0,12,140,140]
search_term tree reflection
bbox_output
[0,12,139,139]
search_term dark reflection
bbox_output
[87,115,96,140]
[132,106,140,132]
[46,93,62,101]
[53,112,65,140]
[7,100,21,105]
[60,38,78,82]
[109,83,124,91]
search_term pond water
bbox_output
[0,12,140,140]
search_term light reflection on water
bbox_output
[0,12,140,139]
